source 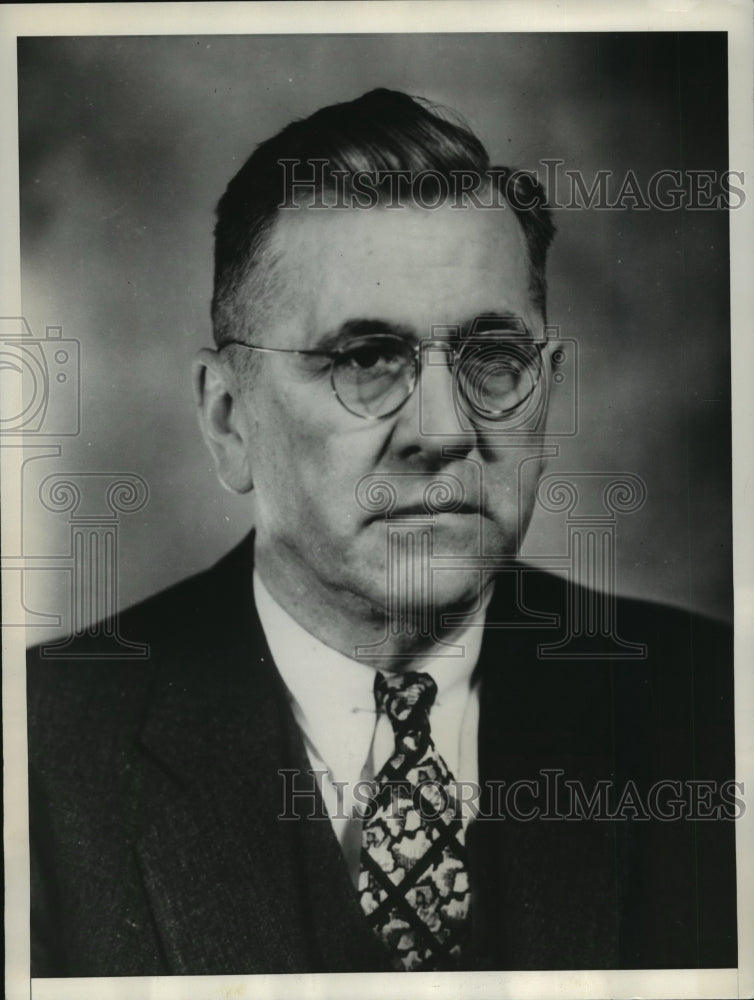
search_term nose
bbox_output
[389,344,475,460]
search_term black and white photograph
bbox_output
[2,3,753,998]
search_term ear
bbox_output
[192,348,254,493]
[537,331,559,444]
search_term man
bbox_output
[27,89,737,976]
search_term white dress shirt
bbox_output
[253,571,485,885]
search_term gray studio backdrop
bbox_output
[16,33,732,640]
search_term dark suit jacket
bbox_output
[27,533,737,976]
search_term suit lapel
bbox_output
[135,535,391,973]
[469,570,620,969]
[135,567,312,972]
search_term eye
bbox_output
[348,345,390,370]
[339,337,409,374]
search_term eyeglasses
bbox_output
[221,323,546,421]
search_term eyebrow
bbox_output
[314,318,417,351]
[313,310,529,351]
[458,311,530,337]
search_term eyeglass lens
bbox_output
[333,336,417,418]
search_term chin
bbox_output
[351,517,510,603]
[360,562,491,622]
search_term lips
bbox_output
[389,503,481,517]
[355,471,482,522]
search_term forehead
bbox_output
[265,202,535,342]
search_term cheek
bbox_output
[249,394,379,530]
[483,447,546,518]
[247,395,312,516]
[512,451,547,538]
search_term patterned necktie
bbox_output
[358,671,471,971]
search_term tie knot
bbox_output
[374,671,437,729]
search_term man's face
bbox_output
[233,201,550,621]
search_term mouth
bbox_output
[355,472,483,523]
[366,503,483,522]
